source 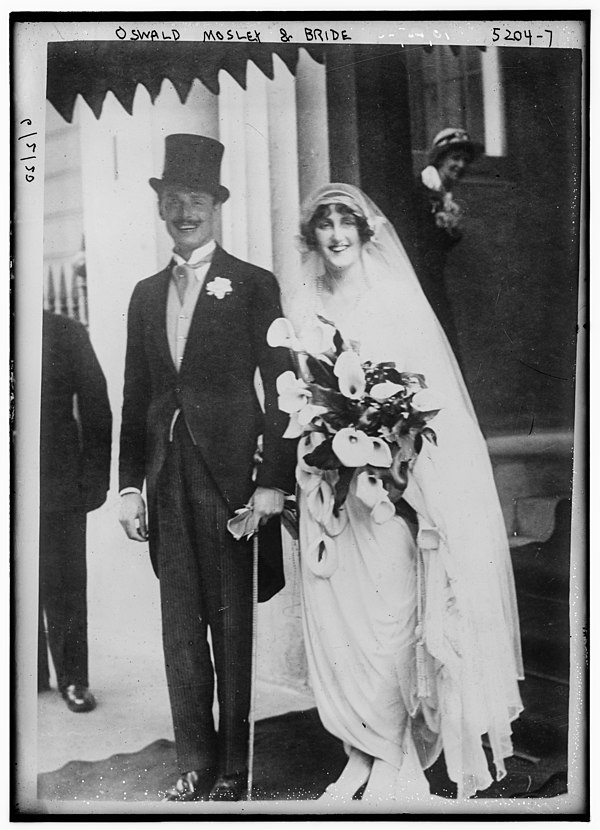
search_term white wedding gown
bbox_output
[296,285,523,802]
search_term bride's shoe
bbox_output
[319,782,350,803]
[362,750,433,806]
[319,748,373,802]
[361,758,399,805]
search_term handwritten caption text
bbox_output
[18,119,37,183]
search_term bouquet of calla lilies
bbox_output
[267,316,444,516]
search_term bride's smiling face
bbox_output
[314,205,363,272]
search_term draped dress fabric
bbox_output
[295,280,523,800]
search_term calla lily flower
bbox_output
[297,431,327,473]
[355,472,395,523]
[305,533,339,578]
[296,465,323,492]
[282,402,328,442]
[302,429,326,452]
[282,413,305,439]
[369,381,404,402]
[332,427,372,467]
[411,388,445,415]
[371,499,396,524]
[298,404,328,426]
[334,350,366,399]
[355,471,387,508]
[276,371,311,414]
[298,320,336,356]
[267,317,299,350]
[306,479,335,526]
[276,370,301,395]
[366,437,393,468]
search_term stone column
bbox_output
[296,47,330,202]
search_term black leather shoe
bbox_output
[61,685,96,713]
[208,772,248,802]
[163,768,217,802]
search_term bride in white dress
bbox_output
[277,184,524,804]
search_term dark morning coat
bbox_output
[40,310,112,513]
[118,245,297,599]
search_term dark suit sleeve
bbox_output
[119,283,152,492]
[69,321,112,511]
[249,271,298,494]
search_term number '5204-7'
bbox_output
[492,27,553,47]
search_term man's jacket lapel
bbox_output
[150,262,177,375]
[179,244,230,374]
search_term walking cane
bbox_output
[246,532,259,801]
[227,508,260,802]
[228,500,297,802]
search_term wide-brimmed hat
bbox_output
[428,128,483,166]
[149,134,230,203]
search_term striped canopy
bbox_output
[46,41,327,122]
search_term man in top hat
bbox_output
[404,127,483,363]
[118,134,297,801]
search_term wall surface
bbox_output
[445,47,581,436]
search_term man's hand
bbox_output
[250,487,284,526]
[119,493,149,541]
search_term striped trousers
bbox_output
[155,419,253,776]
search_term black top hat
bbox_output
[428,128,484,167]
[149,134,230,204]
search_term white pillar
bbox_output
[267,54,302,310]
[218,70,249,260]
[481,46,506,157]
[295,48,330,203]
[243,61,273,271]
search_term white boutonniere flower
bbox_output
[206,277,233,299]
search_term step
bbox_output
[512,673,569,757]
[510,501,572,596]
[509,535,542,549]
[487,431,573,459]
[486,430,574,538]
[514,494,565,543]
[516,591,570,680]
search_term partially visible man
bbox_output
[118,135,297,802]
[405,127,482,362]
[39,310,112,712]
